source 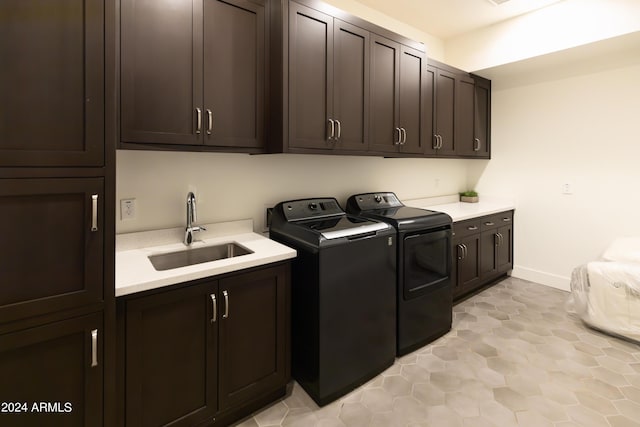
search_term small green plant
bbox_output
[459,191,478,197]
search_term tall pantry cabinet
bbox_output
[0,1,116,425]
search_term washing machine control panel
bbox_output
[280,198,344,221]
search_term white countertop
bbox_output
[406,196,515,222]
[115,220,296,297]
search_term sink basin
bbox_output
[148,243,253,271]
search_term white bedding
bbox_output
[569,237,640,343]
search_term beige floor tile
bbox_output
[607,414,640,427]
[514,410,554,427]
[235,278,640,427]
[620,386,640,404]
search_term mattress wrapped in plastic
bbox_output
[569,237,640,343]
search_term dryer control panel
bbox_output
[349,192,403,210]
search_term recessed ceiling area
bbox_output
[353,0,565,39]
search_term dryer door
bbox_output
[403,228,451,300]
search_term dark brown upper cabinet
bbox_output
[473,76,491,158]
[369,36,426,155]
[427,60,492,159]
[455,75,476,157]
[0,0,104,167]
[456,74,491,158]
[120,0,266,151]
[0,178,104,324]
[288,2,370,152]
[426,65,457,156]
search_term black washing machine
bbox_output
[269,197,396,406]
[347,192,452,356]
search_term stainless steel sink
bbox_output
[148,243,253,271]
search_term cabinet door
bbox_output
[369,35,400,153]
[0,0,104,167]
[121,0,203,145]
[496,224,513,272]
[434,68,456,155]
[125,282,217,427]
[399,46,425,154]
[125,284,217,426]
[218,265,289,411]
[424,66,436,156]
[288,3,333,149]
[457,234,481,292]
[333,19,369,151]
[0,313,103,427]
[456,76,476,157]
[0,178,103,323]
[480,230,498,278]
[474,77,491,158]
[204,0,265,148]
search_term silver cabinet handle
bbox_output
[495,233,500,246]
[485,222,494,226]
[462,243,468,260]
[206,109,213,135]
[328,119,335,140]
[503,217,511,222]
[457,244,464,260]
[499,233,504,246]
[91,195,98,232]
[196,108,202,134]
[433,135,438,150]
[467,225,478,231]
[210,294,217,323]
[222,290,229,319]
[474,138,481,151]
[436,135,443,150]
[394,128,401,145]
[335,120,341,140]
[91,329,98,367]
[400,128,407,145]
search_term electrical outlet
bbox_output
[265,207,274,231]
[562,183,573,195]
[120,198,136,220]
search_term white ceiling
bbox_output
[354,0,566,39]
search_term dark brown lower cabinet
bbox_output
[454,233,481,297]
[453,211,513,300]
[120,263,290,427]
[0,312,103,427]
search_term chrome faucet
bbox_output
[185,192,206,245]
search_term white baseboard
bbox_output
[511,265,570,292]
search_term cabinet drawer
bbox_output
[480,211,513,231]
[453,218,482,239]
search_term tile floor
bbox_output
[234,277,640,427]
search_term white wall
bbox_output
[116,151,468,234]
[445,0,640,72]
[468,61,640,290]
